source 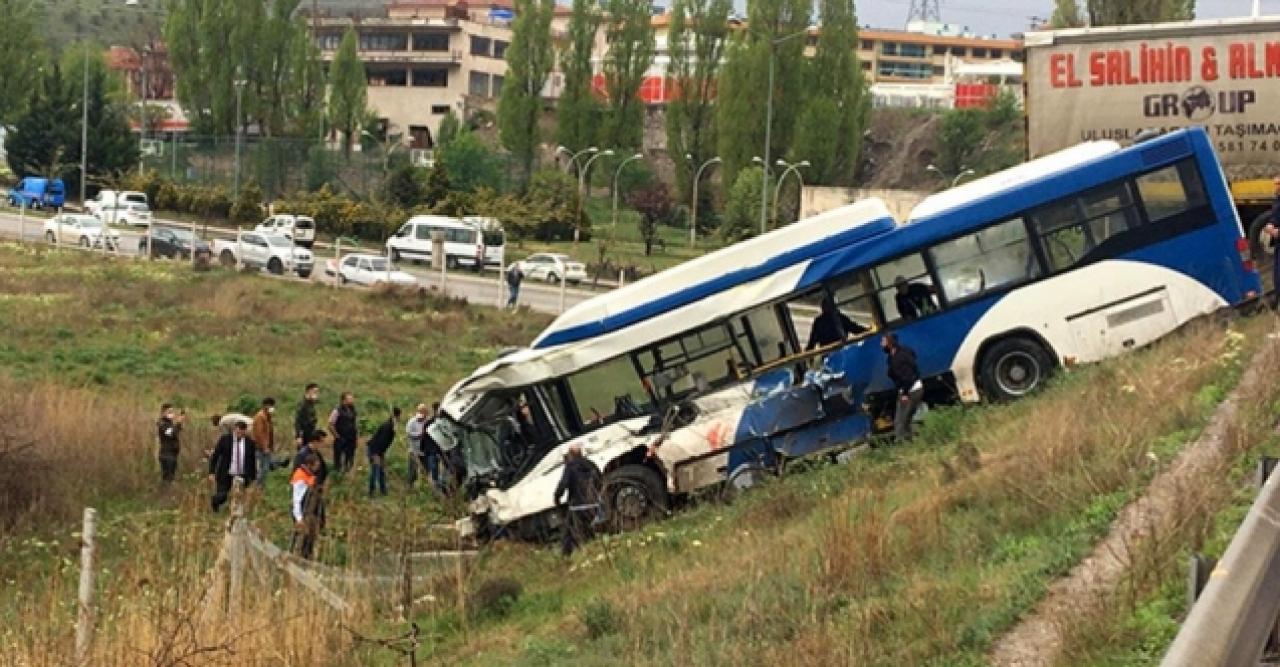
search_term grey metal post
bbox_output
[138,59,148,174]
[611,153,643,229]
[19,199,26,243]
[233,79,247,197]
[146,217,154,261]
[385,244,392,284]
[557,258,567,314]
[171,131,177,178]
[236,228,243,271]
[690,156,720,248]
[74,508,97,666]
[576,150,613,245]
[80,41,89,210]
[333,238,341,287]
[190,221,198,268]
[760,49,774,236]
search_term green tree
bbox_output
[328,29,367,157]
[1050,0,1084,28]
[555,0,602,154]
[384,163,425,208]
[437,129,503,193]
[790,0,869,186]
[666,0,731,208]
[423,162,452,206]
[716,0,811,187]
[436,110,462,150]
[935,108,985,177]
[5,63,77,180]
[600,0,656,152]
[525,168,585,241]
[59,48,138,196]
[0,0,43,125]
[1086,0,1194,25]
[720,166,766,241]
[498,0,555,183]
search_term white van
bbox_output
[386,215,504,270]
[87,190,148,222]
[255,214,316,248]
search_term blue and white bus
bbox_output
[432,127,1260,538]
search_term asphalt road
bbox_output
[0,209,597,317]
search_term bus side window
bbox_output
[828,271,878,335]
[1033,181,1141,272]
[736,304,792,366]
[871,253,937,323]
[1135,159,1207,223]
[931,217,1040,303]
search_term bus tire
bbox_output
[1248,210,1275,293]
[978,336,1054,402]
[604,464,668,531]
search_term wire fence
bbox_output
[141,135,391,201]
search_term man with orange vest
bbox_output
[290,452,323,559]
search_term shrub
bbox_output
[721,166,765,242]
[579,598,622,640]
[470,576,523,619]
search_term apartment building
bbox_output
[311,0,536,149]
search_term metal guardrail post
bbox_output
[1162,459,1280,666]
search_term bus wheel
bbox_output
[604,465,668,531]
[1248,211,1275,293]
[979,337,1054,402]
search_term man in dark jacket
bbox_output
[807,294,867,350]
[554,443,603,556]
[294,383,319,450]
[208,420,258,511]
[894,277,937,321]
[882,332,924,442]
[506,263,523,309]
[328,392,358,473]
[366,407,400,497]
[156,403,185,484]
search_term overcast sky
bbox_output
[853,0,1280,37]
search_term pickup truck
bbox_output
[213,232,314,278]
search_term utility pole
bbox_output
[233,78,247,197]
[79,4,89,209]
[139,47,150,174]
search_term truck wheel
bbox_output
[267,258,284,275]
[219,250,236,267]
[1248,211,1275,294]
[979,336,1055,402]
[604,464,669,532]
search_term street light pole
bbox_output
[611,153,644,229]
[689,155,720,247]
[80,41,89,209]
[233,78,247,197]
[773,159,810,225]
[138,48,149,174]
[575,149,613,245]
[557,145,596,176]
[759,30,808,236]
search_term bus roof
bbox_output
[531,198,896,349]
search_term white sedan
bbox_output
[513,253,587,285]
[331,253,419,287]
[43,214,121,249]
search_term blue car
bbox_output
[7,177,66,210]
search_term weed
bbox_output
[579,597,622,640]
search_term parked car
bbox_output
[212,233,313,278]
[86,190,147,218]
[97,201,153,227]
[7,177,66,210]
[43,214,120,249]
[330,253,419,287]
[512,253,587,285]
[255,214,316,248]
[139,226,211,261]
[385,215,502,270]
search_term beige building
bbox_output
[312,0,540,150]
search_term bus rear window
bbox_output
[1135,159,1207,223]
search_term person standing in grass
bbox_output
[294,429,330,534]
[156,403,186,485]
[329,392,358,473]
[365,407,400,497]
[883,332,924,442]
[294,383,319,451]
[251,397,276,489]
[208,420,257,511]
[423,402,444,492]
[505,262,523,308]
[554,443,603,557]
[406,403,428,489]
[290,452,323,559]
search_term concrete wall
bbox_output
[801,186,931,223]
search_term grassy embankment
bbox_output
[0,240,1273,664]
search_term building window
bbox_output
[413,32,449,52]
[367,66,408,86]
[412,67,448,87]
[933,44,947,55]
[861,40,873,50]
[861,61,872,71]
[950,46,966,56]
[492,75,504,96]
[493,40,509,59]
[991,48,1003,58]
[431,105,451,115]
[972,48,988,58]
[408,125,430,148]
[316,33,342,50]
[932,65,945,76]
[877,61,933,79]
[359,32,408,51]
[881,42,900,56]
[470,36,491,56]
[469,71,491,96]
[806,35,818,47]
[900,43,927,58]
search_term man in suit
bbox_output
[208,419,258,511]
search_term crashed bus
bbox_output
[433,126,1260,539]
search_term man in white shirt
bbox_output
[405,404,428,488]
[208,420,258,511]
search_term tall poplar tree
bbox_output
[665,0,731,209]
[790,0,869,186]
[498,0,555,183]
[328,28,367,157]
[0,0,43,125]
[1086,0,1194,25]
[555,0,601,155]
[599,0,655,152]
[1050,0,1084,28]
